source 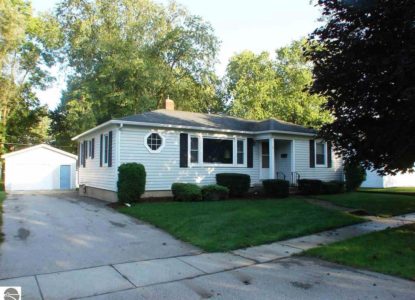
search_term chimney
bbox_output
[164,97,175,110]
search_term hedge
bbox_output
[216,173,251,197]
[322,181,345,194]
[298,179,323,195]
[117,163,146,203]
[171,183,202,202]
[201,184,229,201]
[344,163,366,191]
[262,179,289,198]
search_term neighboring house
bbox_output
[2,144,77,191]
[361,169,415,188]
[73,99,343,202]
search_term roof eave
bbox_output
[72,119,316,141]
[2,144,77,159]
[117,120,316,137]
[71,120,120,141]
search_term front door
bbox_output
[260,141,270,180]
[59,165,71,189]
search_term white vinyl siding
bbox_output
[77,126,343,193]
[294,138,343,181]
[78,126,118,191]
[120,127,260,191]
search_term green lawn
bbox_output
[305,224,415,280]
[0,191,5,242]
[315,192,415,217]
[359,187,415,195]
[118,198,362,252]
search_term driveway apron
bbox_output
[0,193,199,279]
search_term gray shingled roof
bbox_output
[117,109,316,135]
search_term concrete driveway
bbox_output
[0,193,199,279]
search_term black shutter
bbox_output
[180,133,188,168]
[327,142,332,168]
[108,131,113,167]
[91,138,95,159]
[247,138,254,168]
[100,134,103,167]
[83,140,87,167]
[309,139,315,168]
[77,142,80,168]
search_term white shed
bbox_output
[2,144,77,191]
[361,169,415,188]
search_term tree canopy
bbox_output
[0,0,61,155]
[308,0,415,174]
[225,40,331,128]
[50,0,222,147]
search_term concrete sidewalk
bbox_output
[1,212,414,300]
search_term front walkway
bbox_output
[1,194,414,299]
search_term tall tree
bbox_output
[51,0,222,145]
[225,40,331,128]
[0,1,61,155]
[308,0,415,174]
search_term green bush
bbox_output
[201,184,229,201]
[262,179,289,198]
[117,163,146,203]
[344,163,366,191]
[322,181,345,194]
[298,179,323,195]
[171,183,202,202]
[216,173,251,197]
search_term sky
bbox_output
[32,0,322,110]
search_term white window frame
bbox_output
[236,139,246,165]
[190,136,200,164]
[88,140,92,158]
[144,132,165,153]
[315,140,327,167]
[103,133,109,167]
[188,134,247,168]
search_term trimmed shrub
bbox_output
[262,179,289,198]
[216,173,251,197]
[322,181,345,194]
[201,184,229,201]
[344,162,366,191]
[117,163,146,203]
[171,183,202,202]
[298,179,323,195]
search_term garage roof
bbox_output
[2,144,77,159]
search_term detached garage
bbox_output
[2,144,77,191]
[361,169,415,188]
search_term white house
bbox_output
[3,144,77,191]
[361,169,415,188]
[73,99,344,202]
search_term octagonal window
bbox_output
[146,133,164,152]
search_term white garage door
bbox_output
[9,163,55,191]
